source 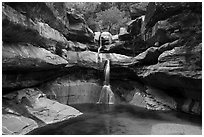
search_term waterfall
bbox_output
[97,59,115,104]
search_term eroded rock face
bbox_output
[144,2,202,46]
[3,43,68,71]
[131,2,202,115]
[38,68,103,105]
[40,77,102,105]
[2,88,82,135]
[2,69,66,92]
[136,43,202,115]
[144,2,201,30]
[66,10,94,43]
[4,2,94,43]
[2,4,69,52]
[2,4,202,136]
[2,42,69,92]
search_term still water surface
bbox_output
[28,104,202,135]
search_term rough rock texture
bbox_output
[3,43,68,71]
[144,2,202,45]
[2,38,183,92]
[66,10,94,43]
[130,2,202,115]
[39,73,102,105]
[2,88,82,135]
[3,40,168,92]
[144,86,177,111]
[144,2,201,30]
[5,2,94,43]
[2,3,92,92]
[2,3,202,135]
[2,4,69,52]
[63,50,133,69]
[2,42,69,92]
[136,43,202,115]
[2,69,66,92]
[63,40,182,70]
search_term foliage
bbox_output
[64,2,134,34]
[96,6,130,34]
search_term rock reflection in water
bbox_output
[27,104,201,135]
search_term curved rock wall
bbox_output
[2,2,202,135]
[133,2,202,115]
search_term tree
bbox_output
[64,3,132,34]
[96,6,130,34]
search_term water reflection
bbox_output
[27,104,201,135]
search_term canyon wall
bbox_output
[2,2,202,134]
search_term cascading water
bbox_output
[97,59,115,104]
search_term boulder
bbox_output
[2,88,82,135]
[66,10,94,43]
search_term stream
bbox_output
[27,103,201,135]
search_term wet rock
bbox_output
[144,86,177,111]
[88,41,137,57]
[190,100,201,115]
[39,70,102,105]
[2,88,82,135]
[3,43,68,71]
[63,40,184,70]
[129,92,147,108]
[63,50,134,70]
[111,80,147,107]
